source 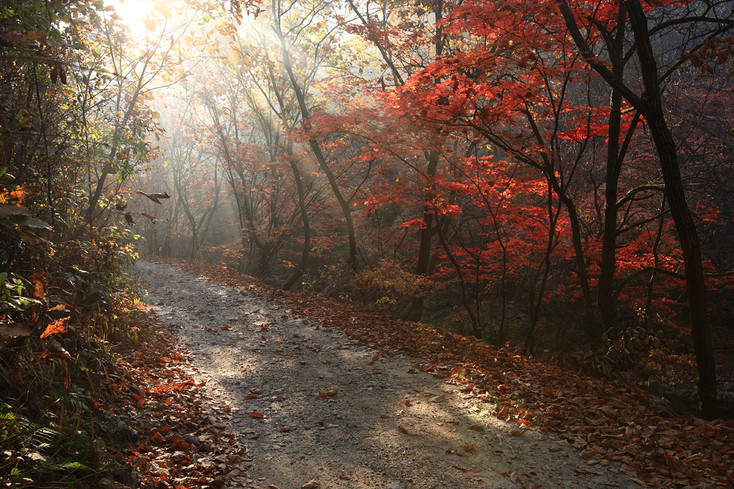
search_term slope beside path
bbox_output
[135,259,647,489]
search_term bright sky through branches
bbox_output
[106,0,155,28]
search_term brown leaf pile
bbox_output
[100,314,247,489]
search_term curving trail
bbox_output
[136,260,641,489]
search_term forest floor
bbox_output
[127,259,733,489]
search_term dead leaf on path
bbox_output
[249,411,264,419]
[301,480,320,489]
[279,426,292,433]
[267,485,279,489]
[397,424,410,434]
[501,470,518,483]
[511,430,525,436]
[430,394,447,403]
[463,444,475,451]
[402,398,411,406]
[318,389,338,399]
[245,393,260,399]
[379,413,390,418]
[469,423,484,432]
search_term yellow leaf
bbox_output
[144,17,156,31]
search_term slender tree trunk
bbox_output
[598,4,627,334]
[598,93,622,333]
[406,150,440,321]
[283,143,311,291]
[525,183,562,353]
[626,0,717,419]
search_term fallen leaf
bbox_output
[249,411,264,419]
[463,444,475,451]
[318,389,338,399]
[40,316,70,339]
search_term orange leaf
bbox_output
[40,316,70,339]
[249,411,264,419]
[463,444,475,451]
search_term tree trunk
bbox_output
[626,0,717,419]
[598,4,627,334]
[406,150,440,321]
[283,143,311,291]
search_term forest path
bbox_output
[135,260,641,489]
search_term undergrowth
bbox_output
[0,229,147,488]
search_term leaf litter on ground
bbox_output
[161,257,733,488]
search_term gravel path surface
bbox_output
[136,260,643,489]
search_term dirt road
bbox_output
[136,260,642,489]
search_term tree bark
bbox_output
[406,149,440,321]
[625,0,716,418]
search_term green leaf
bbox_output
[56,461,93,472]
